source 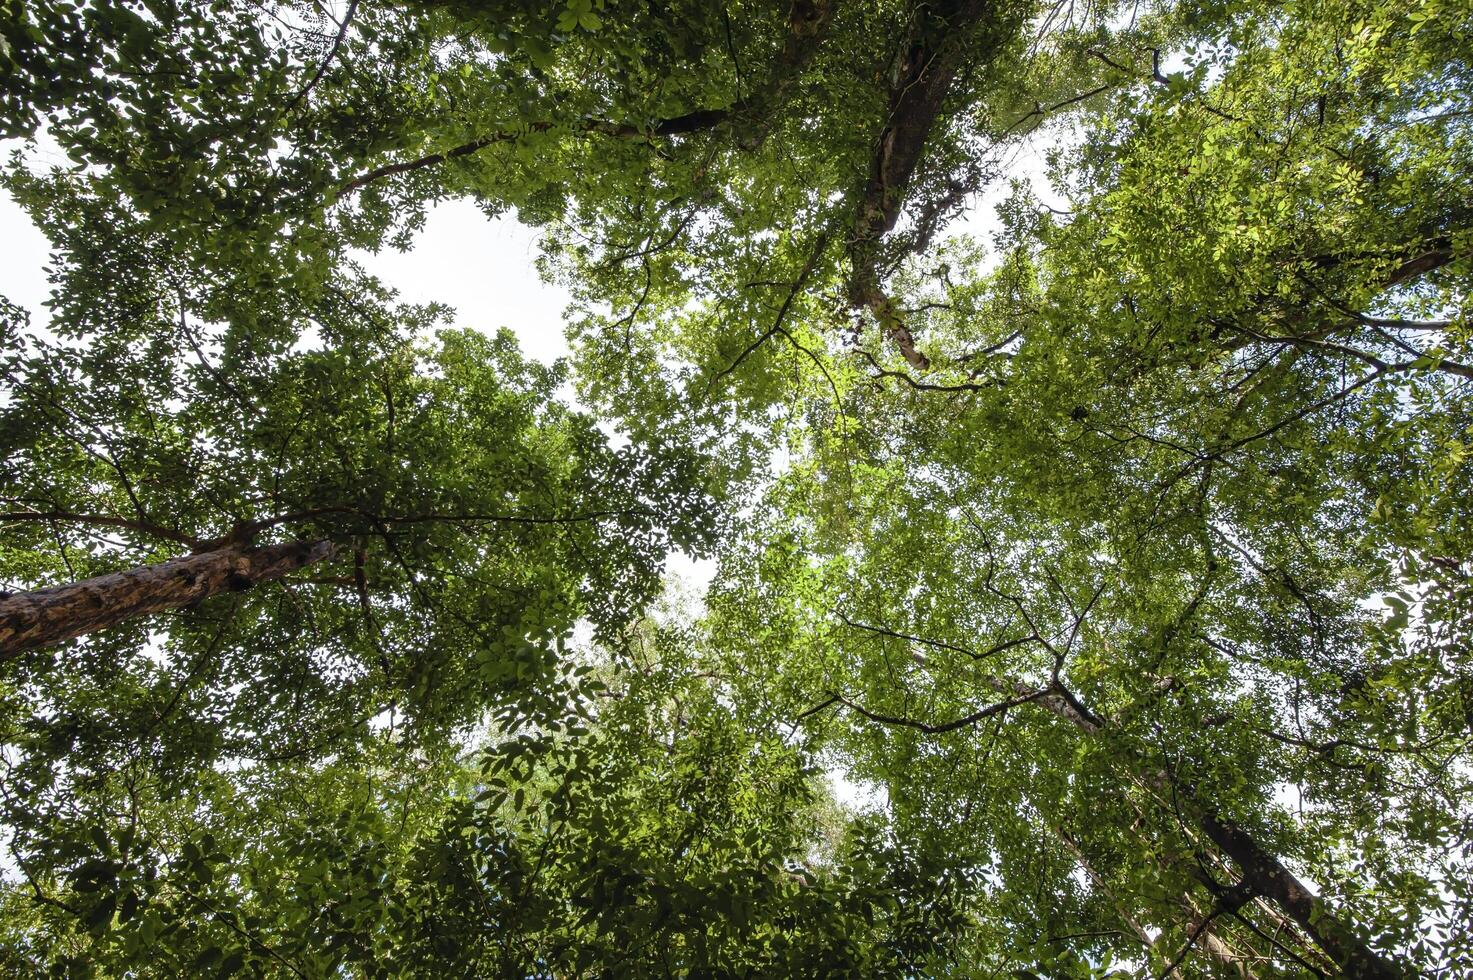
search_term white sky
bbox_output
[0,189,51,319]
[6,105,1413,922]
[350,203,574,365]
[0,128,1059,346]
[0,187,574,362]
[1,181,726,585]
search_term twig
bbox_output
[281,0,360,116]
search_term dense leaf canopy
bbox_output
[0,0,1469,976]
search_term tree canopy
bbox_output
[0,0,1469,976]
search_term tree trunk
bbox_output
[1197,810,1403,980]
[846,0,1021,368]
[984,673,1406,978]
[1054,813,1260,977]
[0,539,335,658]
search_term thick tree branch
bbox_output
[708,231,832,388]
[0,539,336,658]
[838,611,1037,661]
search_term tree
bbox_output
[2,0,1470,975]
[680,1,1471,974]
[1,538,338,656]
[550,0,1468,974]
[0,169,717,954]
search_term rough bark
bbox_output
[858,284,932,369]
[847,0,1013,368]
[1092,721,1401,977]
[852,0,997,244]
[0,539,335,658]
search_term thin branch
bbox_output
[854,346,992,393]
[804,687,1049,735]
[176,884,309,979]
[1165,363,1400,486]
[281,0,359,116]
[1226,906,1329,978]
[341,106,744,197]
[221,505,653,542]
[595,207,698,271]
[340,123,557,195]
[838,612,1038,662]
[0,510,203,549]
[707,232,831,389]
[175,292,259,419]
[1001,82,1113,136]
[955,329,1023,363]
[796,693,841,721]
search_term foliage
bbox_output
[1,0,1470,976]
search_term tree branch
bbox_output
[0,509,203,549]
[281,0,359,116]
[803,686,1049,734]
